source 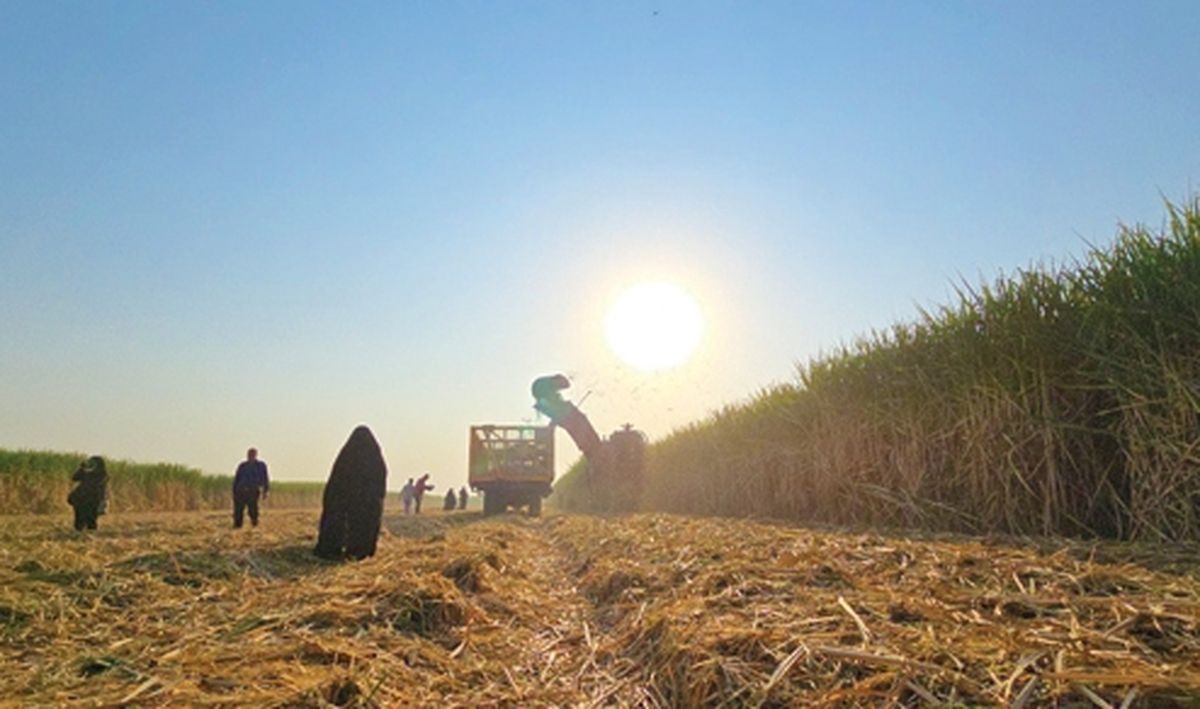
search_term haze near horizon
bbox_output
[2,2,1197,490]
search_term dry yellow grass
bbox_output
[1,509,1197,707]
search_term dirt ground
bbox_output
[1,508,1198,707]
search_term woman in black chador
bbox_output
[68,455,108,531]
[314,425,388,560]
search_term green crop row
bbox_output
[636,197,1200,542]
[0,449,325,515]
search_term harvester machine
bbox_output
[468,374,647,516]
[532,374,646,513]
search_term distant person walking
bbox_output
[458,486,468,510]
[68,455,108,531]
[400,478,415,515]
[232,447,269,528]
[443,487,457,511]
[413,473,434,514]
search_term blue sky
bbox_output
[2,2,1197,489]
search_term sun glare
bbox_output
[605,282,703,371]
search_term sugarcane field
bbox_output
[8,5,1200,707]
[6,204,1200,707]
[2,505,1198,708]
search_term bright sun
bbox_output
[605,281,704,371]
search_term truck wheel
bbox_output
[528,496,542,517]
[483,492,500,516]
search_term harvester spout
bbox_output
[532,374,602,458]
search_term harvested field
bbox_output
[1,510,1198,707]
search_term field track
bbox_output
[2,509,1199,707]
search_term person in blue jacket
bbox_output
[232,447,269,528]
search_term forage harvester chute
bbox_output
[532,374,646,512]
[468,374,646,516]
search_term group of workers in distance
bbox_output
[65,443,472,534]
[442,485,470,512]
[396,473,470,514]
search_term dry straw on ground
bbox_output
[1,509,1197,707]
